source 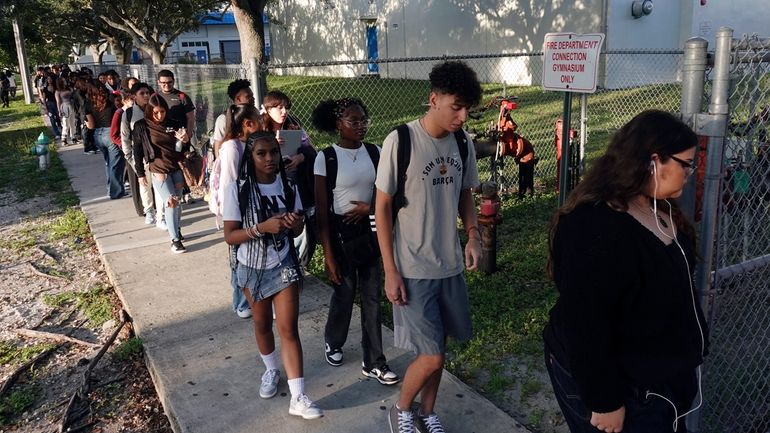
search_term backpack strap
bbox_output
[393,124,411,220]
[362,142,380,169]
[321,147,338,214]
[453,129,469,175]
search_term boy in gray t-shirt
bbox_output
[375,61,483,433]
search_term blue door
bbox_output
[366,24,379,74]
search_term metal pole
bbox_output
[558,92,573,206]
[579,93,588,174]
[679,37,709,220]
[12,18,34,104]
[249,58,263,106]
[688,26,733,433]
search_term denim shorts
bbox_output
[236,253,301,302]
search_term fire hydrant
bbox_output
[477,181,503,274]
[30,132,51,170]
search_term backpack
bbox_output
[391,124,469,220]
[208,139,244,229]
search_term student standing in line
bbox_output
[85,82,123,199]
[216,102,265,319]
[121,82,157,223]
[375,61,482,433]
[133,94,190,253]
[311,97,399,386]
[222,132,323,420]
[56,77,77,146]
[543,110,708,433]
[263,90,318,270]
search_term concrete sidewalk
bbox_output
[58,142,529,433]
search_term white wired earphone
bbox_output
[647,159,706,432]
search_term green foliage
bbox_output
[0,385,41,426]
[113,338,144,361]
[48,208,89,241]
[42,285,113,326]
[0,341,54,366]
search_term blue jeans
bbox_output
[151,170,183,242]
[45,100,60,137]
[95,128,125,199]
[231,268,249,313]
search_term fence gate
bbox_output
[690,27,770,433]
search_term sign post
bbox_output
[543,32,604,205]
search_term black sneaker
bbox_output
[324,343,343,367]
[362,363,399,385]
[177,231,184,241]
[170,240,186,254]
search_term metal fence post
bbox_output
[249,58,263,106]
[695,27,732,318]
[679,37,709,220]
[688,26,733,433]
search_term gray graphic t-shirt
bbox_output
[375,119,479,279]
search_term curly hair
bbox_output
[310,97,369,134]
[227,79,251,101]
[429,61,482,107]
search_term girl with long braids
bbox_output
[311,98,399,385]
[215,103,265,319]
[222,133,323,420]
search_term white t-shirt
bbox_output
[314,144,379,215]
[217,138,244,197]
[212,114,226,144]
[222,176,303,269]
[375,120,479,279]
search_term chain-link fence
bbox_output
[82,63,249,144]
[698,34,770,433]
[266,51,684,194]
[80,51,684,193]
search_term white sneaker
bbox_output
[236,307,252,319]
[259,369,280,399]
[144,212,156,225]
[289,394,323,419]
[156,219,167,231]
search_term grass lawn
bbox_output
[0,98,78,208]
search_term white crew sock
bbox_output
[287,377,304,398]
[260,350,280,371]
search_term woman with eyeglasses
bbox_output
[311,98,399,386]
[543,110,708,433]
[262,90,318,269]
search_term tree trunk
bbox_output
[88,44,105,65]
[134,41,165,64]
[231,0,268,96]
[109,38,133,65]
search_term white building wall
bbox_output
[269,0,603,84]
[689,0,767,47]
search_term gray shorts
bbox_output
[393,274,473,355]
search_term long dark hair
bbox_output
[144,94,170,126]
[86,82,109,111]
[224,104,264,141]
[547,110,699,276]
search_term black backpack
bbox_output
[392,124,469,219]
